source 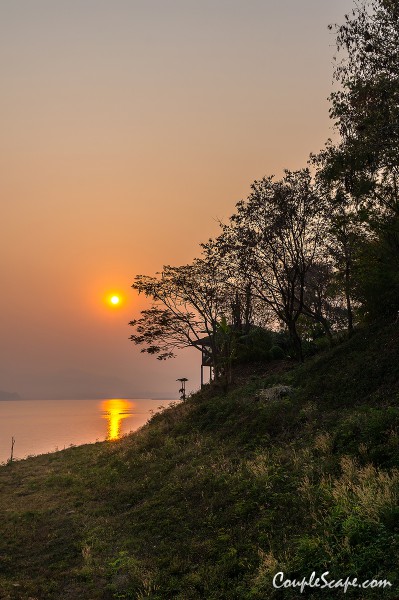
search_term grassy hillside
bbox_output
[1,323,399,599]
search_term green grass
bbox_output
[1,323,399,599]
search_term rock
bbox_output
[256,385,294,402]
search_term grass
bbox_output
[1,323,399,599]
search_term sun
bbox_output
[103,290,125,309]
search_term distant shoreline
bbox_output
[0,391,21,401]
[0,396,178,401]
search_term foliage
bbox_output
[130,261,225,360]
[219,169,325,361]
[329,0,399,189]
[130,260,240,382]
[127,0,399,369]
[235,326,275,363]
[354,215,399,321]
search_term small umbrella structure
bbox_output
[176,377,188,401]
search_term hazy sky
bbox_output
[1,0,353,399]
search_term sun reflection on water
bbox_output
[101,399,134,441]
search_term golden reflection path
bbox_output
[101,399,135,441]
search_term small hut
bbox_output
[191,335,214,387]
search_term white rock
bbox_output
[256,385,294,401]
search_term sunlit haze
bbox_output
[1,0,353,399]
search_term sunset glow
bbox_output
[0,0,354,400]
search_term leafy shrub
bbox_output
[235,327,274,363]
[269,346,286,360]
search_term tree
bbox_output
[328,0,399,216]
[309,0,399,330]
[218,169,325,361]
[301,261,336,345]
[353,213,399,321]
[129,257,235,383]
[200,235,256,335]
[312,144,374,337]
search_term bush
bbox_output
[235,327,274,363]
[269,346,286,360]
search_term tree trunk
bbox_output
[344,253,354,337]
[319,315,334,347]
[288,321,303,362]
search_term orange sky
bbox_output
[1,0,353,399]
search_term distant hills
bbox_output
[0,390,21,400]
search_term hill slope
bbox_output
[1,323,399,599]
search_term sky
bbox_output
[1,0,353,399]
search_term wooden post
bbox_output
[10,437,15,464]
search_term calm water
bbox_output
[0,398,178,463]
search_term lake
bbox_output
[0,398,178,464]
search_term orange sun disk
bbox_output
[105,292,123,308]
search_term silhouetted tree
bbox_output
[301,261,336,344]
[130,258,236,383]
[218,169,325,360]
[200,235,256,334]
[129,0,399,376]
[328,0,399,216]
[318,179,364,336]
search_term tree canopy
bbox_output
[129,0,399,383]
